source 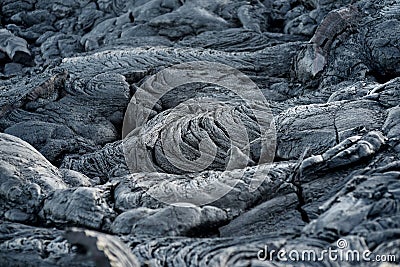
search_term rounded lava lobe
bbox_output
[362,19,400,80]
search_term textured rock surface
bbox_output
[0,0,399,266]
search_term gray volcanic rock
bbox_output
[39,186,116,230]
[125,205,229,237]
[5,121,88,163]
[275,100,385,160]
[109,161,296,213]
[219,193,304,237]
[0,0,399,266]
[0,133,66,223]
[304,161,400,244]
[65,228,140,267]
[0,29,33,65]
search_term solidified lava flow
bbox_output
[0,0,399,266]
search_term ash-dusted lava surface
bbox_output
[0,0,399,266]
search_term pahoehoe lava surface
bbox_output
[1,0,400,266]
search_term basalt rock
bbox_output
[0,133,66,223]
[0,29,33,65]
[0,0,399,266]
